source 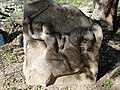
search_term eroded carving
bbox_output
[23,0,103,88]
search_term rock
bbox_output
[11,34,23,46]
[23,0,103,89]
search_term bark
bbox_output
[92,0,119,38]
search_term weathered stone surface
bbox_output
[23,0,103,89]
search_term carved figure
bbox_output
[28,21,72,72]
[23,0,103,87]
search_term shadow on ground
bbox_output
[0,29,22,44]
[97,34,120,80]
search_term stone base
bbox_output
[47,74,96,90]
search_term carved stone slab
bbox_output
[23,0,103,89]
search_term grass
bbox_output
[0,45,24,63]
[54,0,92,8]
[102,79,113,88]
[117,28,120,34]
[64,86,70,90]
[35,85,41,90]
[1,0,24,33]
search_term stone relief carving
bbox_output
[23,0,103,89]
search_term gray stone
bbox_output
[23,0,103,89]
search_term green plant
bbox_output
[0,46,24,63]
[64,86,70,90]
[27,85,33,90]
[54,0,93,8]
[102,79,113,87]
[35,85,41,90]
[117,28,120,34]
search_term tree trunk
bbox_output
[92,0,119,39]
